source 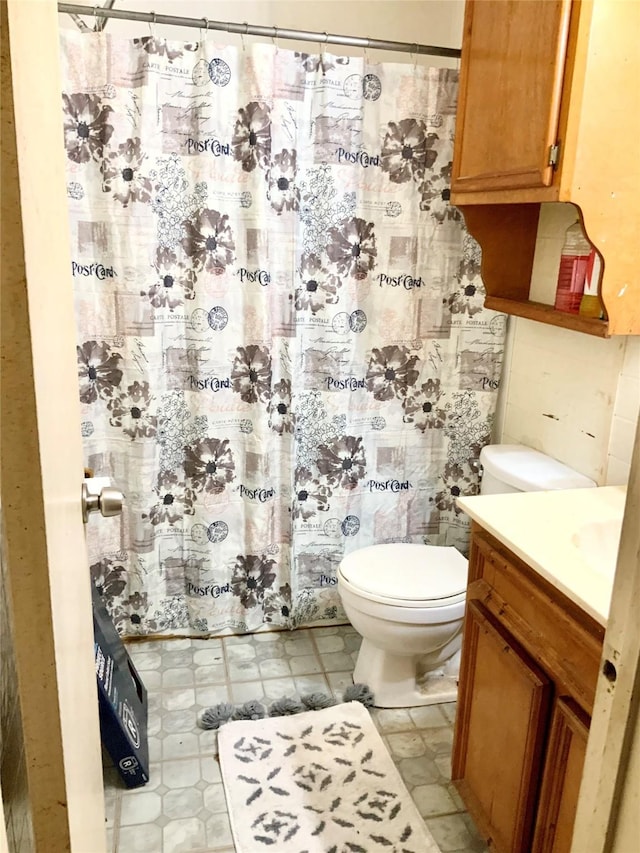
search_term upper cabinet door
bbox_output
[452,0,573,193]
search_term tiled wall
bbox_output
[494,204,639,485]
[0,509,34,853]
[607,337,640,484]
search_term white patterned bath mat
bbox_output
[218,701,440,853]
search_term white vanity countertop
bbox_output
[457,485,627,626]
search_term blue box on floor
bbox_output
[92,582,149,788]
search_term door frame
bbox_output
[1,0,105,849]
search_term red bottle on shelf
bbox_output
[554,221,592,314]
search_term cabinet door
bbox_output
[452,0,572,193]
[532,697,590,853]
[452,600,552,853]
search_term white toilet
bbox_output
[337,444,596,708]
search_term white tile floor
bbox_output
[104,625,488,853]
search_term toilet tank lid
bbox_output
[340,544,468,601]
[480,444,596,492]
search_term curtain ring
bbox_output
[321,31,328,58]
[148,10,157,38]
[364,37,370,65]
[199,17,209,44]
[240,21,248,52]
[272,25,279,53]
[413,43,419,70]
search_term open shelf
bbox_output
[457,203,620,337]
[484,297,609,338]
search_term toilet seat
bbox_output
[338,543,467,609]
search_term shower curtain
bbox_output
[61,30,505,638]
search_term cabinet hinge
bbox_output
[548,142,561,168]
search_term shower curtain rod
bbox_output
[57,3,461,58]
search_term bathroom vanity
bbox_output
[453,487,624,853]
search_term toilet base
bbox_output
[353,639,459,708]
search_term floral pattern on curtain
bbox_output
[61,32,506,637]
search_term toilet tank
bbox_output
[479,444,596,494]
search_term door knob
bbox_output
[82,481,124,523]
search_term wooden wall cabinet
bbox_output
[452,525,605,853]
[451,0,640,336]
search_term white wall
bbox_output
[496,318,628,484]
[607,337,640,484]
[60,0,464,65]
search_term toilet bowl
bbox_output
[338,444,597,708]
[338,543,467,707]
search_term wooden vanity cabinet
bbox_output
[450,0,640,336]
[452,525,605,853]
